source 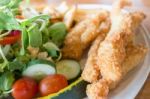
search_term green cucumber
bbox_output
[56,60,80,80]
[23,59,56,80]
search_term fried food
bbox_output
[82,18,111,83]
[61,10,109,60]
[87,44,147,99]
[122,44,148,76]
[63,6,76,30]
[84,0,147,98]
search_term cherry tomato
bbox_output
[0,30,21,45]
[12,77,38,99]
[39,74,68,96]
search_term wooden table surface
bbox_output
[136,75,150,99]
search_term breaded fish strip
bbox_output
[87,44,147,99]
[97,2,145,90]
[86,0,146,98]
[122,44,148,76]
[61,10,109,60]
[82,6,145,84]
[82,18,111,83]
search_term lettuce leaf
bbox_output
[48,22,67,47]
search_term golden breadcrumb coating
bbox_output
[86,44,147,99]
[87,79,109,99]
[62,10,109,60]
[85,0,147,98]
[122,44,148,76]
[82,18,111,83]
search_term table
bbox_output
[136,75,150,99]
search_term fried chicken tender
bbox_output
[87,44,147,99]
[85,0,146,98]
[61,10,109,60]
[82,18,111,83]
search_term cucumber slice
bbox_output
[23,59,56,80]
[56,60,80,80]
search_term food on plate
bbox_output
[0,1,80,98]
[83,0,147,99]
[39,74,68,96]
[56,59,81,80]
[12,77,38,99]
[63,6,76,30]
[0,0,148,99]
[82,18,111,83]
[122,44,147,76]
[62,10,109,60]
[22,59,56,80]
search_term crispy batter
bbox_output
[85,0,146,98]
[61,10,109,60]
[122,44,148,76]
[87,79,109,99]
[87,44,147,99]
[82,18,111,83]
[74,9,110,22]
[97,3,146,89]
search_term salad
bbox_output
[0,0,81,99]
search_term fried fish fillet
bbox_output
[82,8,145,84]
[61,10,109,60]
[82,18,111,83]
[87,44,147,99]
[122,44,148,76]
[86,0,146,98]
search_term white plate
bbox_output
[78,4,150,99]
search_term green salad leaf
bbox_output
[8,0,22,9]
[8,60,26,72]
[0,11,21,30]
[20,29,29,55]
[20,15,50,55]
[0,72,14,92]
[28,24,42,47]
[0,0,10,7]
[48,22,67,47]
[0,0,21,8]
[0,46,8,72]
[0,0,22,30]
[43,42,61,60]
[21,15,50,27]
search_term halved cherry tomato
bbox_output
[0,30,21,45]
[39,74,68,96]
[12,77,38,99]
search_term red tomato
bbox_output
[39,74,68,96]
[0,30,21,45]
[12,77,38,99]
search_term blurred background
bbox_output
[30,0,150,32]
